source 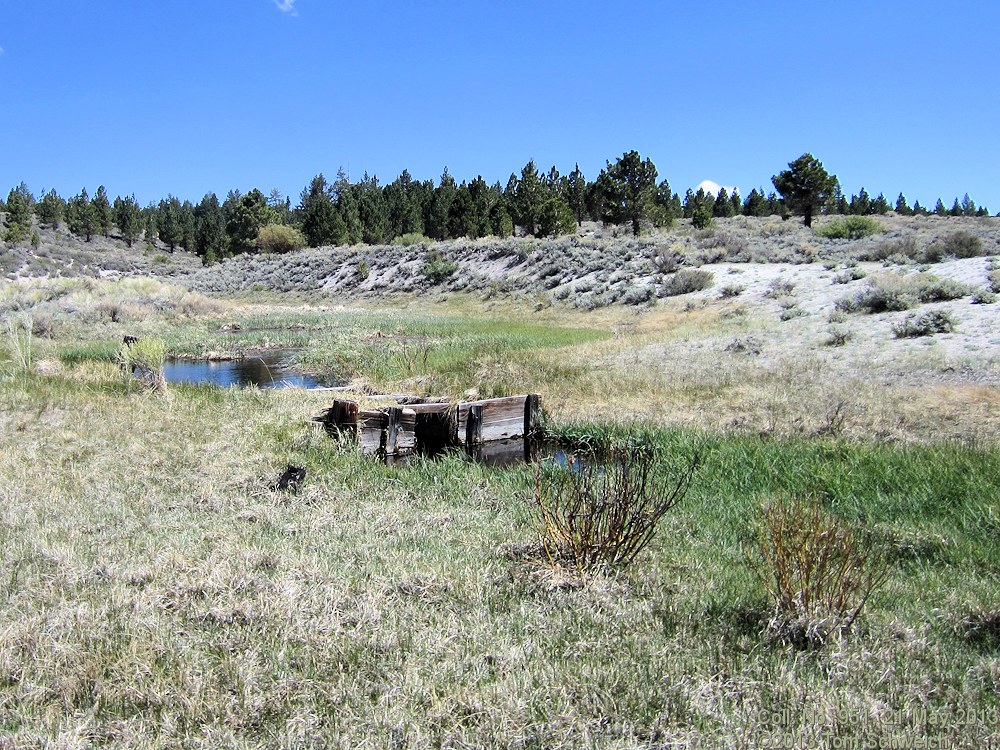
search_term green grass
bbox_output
[1,368,998,746]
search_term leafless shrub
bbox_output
[652,247,683,274]
[764,278,795,298]
[746,497,889,646]
[725,336,761,355]
[531,443,699,575]
[824,326,852,347]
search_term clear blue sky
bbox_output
[1,0,997,212]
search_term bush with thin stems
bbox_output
[746,496,889,645]
[531,441,699,575]
[119,338,167,393]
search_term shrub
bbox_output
[725,336,761,355]
[719,284,745,298]
[355,260,370,281]
[832,267,866,284]
[119,338,167,393]
[652,247,683,274]
[815,215,883,240]
[392,232,431,246]
[988,270,1000,294]
[422,250,457,285]
[746,497,889,645]
[779,304,807,321]
[661,268,713,297]
[892,310,956,338]
[824,326,852,347]
[256,223,306,254]
[764,278,795,298]
[622,284,656,306]
[531,442,699,575]
[971,289,996,304]
[941,230,984,259]
[837,274,972,314]
[860,236,921,262]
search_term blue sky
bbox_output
[1,0,997,212]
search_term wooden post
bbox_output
[466,404,484,446]
[524,393,540,438]
[386,406,402,455]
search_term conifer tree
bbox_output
[113,194,143,247]
[67,188,96,241]
[157,196,184,251]
[92,186,113,237]
[193,193,226,261]
[771,153,839,227]
[565,164,588,226]
[895,193,911,216]
[714,187,736,218]
[300,175,344,247]
[37,189,65,228]
[596,150,658,236]
[513,160,542,236]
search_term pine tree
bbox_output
[5,183,35,230]
[742,188,769,217]
[226,189,271,253]
[895,193,911,216]
[113,194,143,247]
[596,150,658,236]
[771,153,839,227]
[513,160,542,236]
[67,188,96,241]
[961,193,976,217]
[157,196,184,251]
[446,184,476,239]
[949,198,962,217]
[427,168,456,241]
[652,179,677,227]
[193,193,226,261]
[850,189,871,216]
[565,164,588,226]
[714,187,735,218]
[37,189,65,228]
[934,199,947,216]
[536,197,576,238]
[92,186,113,237]
[300,175,344,247]
[356,173,389,245]
[870,193,890,215]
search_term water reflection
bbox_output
[163,352,334,389]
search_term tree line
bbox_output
[1,151,992,262]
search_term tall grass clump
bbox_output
[747,496,889,646]
[4,315,33,371]
[815,216,883,240]
[531,440,699,576]
[119,337,167,393]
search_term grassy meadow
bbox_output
[1,271,999,748]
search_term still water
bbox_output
[162,352,333,389]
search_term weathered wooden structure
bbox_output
[318,394,541,460]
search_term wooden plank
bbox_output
[457,395,531,444]
[465,404,484,446]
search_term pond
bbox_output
[162,352,337,389]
